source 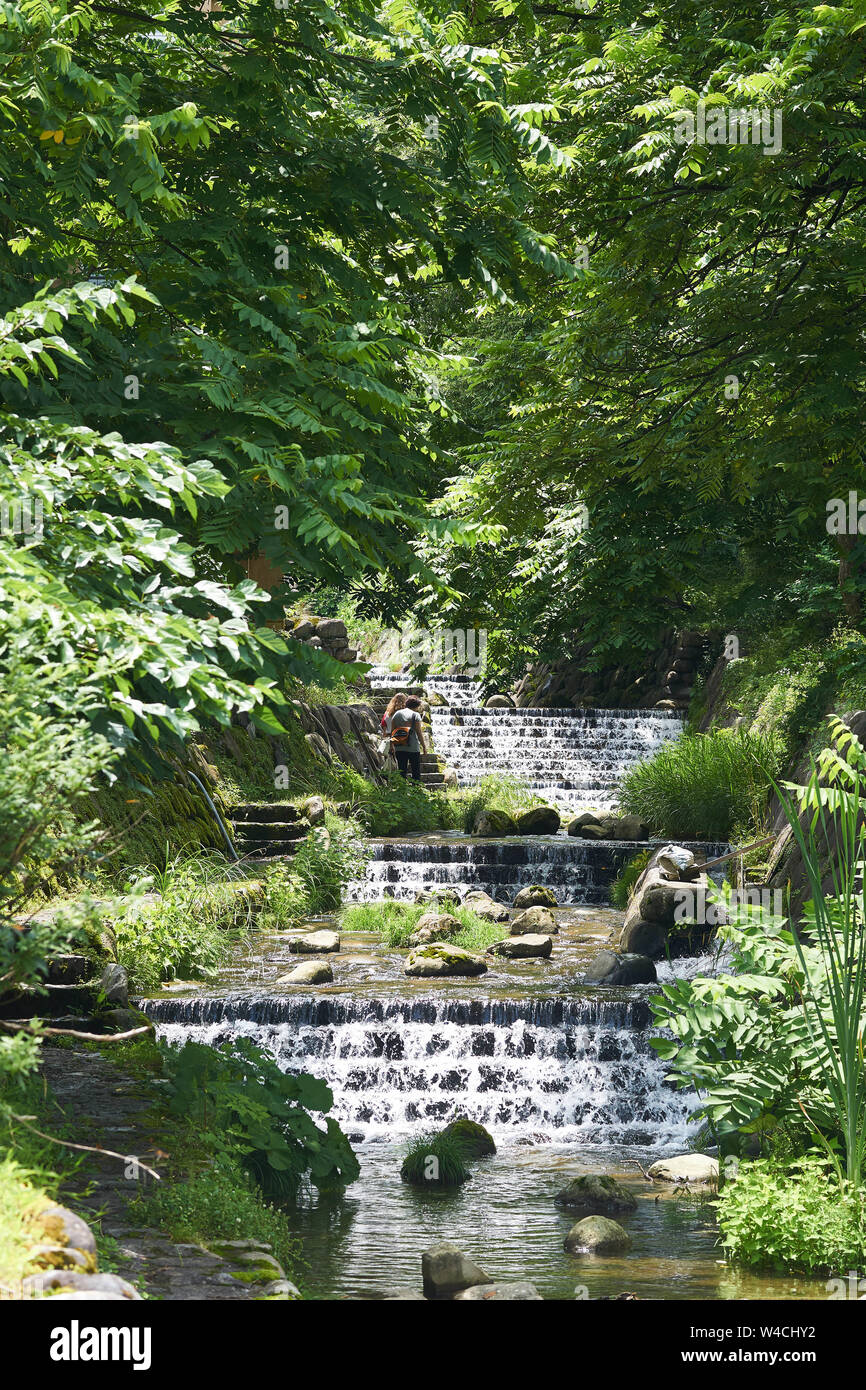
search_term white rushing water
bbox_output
[366,665,683,814]
[430,706,683,815]
[144,994,699,1148]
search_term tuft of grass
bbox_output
[339,900,506,950]
[610,849,652,910]
[400,1133,470,1189]
[618,727,782,841]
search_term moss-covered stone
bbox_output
[441,1117,496,1158]
[554,1175,637,1214]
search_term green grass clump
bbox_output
[111,851,260,992]
[129,1153,303,1283]
[610,849,651,910]
[618,727,782,841]
[400,1133,470,1189]
[339,900,506,950]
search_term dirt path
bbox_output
[39,1047,265,1300]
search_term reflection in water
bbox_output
[291,1146,826,1302]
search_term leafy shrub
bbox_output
[400,1133,470,1188]
[290,821,368,913]
[162,1037,360,1200]
[718,1157,866,1275]
[110,877,254,993]
[618,727,782,840]
[652,720,866,1188]
[610,849,651,910]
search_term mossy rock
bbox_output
[554,1175,636,1214]
[473,808,518,836]
[441,1117,496,1158]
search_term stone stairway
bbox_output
[231,803,310,860]
[366,682,451,786]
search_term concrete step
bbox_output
[232,821,308,842]
[235,839,302,857]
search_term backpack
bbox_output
[390,712,415,746]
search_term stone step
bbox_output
[232,803,303,823]
[235,838,302,857]
[231,821,308,841]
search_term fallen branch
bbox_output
[0,1019,150,1043]
[9,1113,161,1182]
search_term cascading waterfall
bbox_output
[144,677,709,1167]
[348,837,635,905]
[430,705,684,815]
[142,993,698,1148]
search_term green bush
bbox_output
[400,1132,470,1188]
[618,727,782,840]
[162,1037,360,1200]
[718,1157,866,1275]
[290,821,368,913]
[111,857,257,993]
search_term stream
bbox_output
[142,695,825,1299]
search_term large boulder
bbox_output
[484,695,513,709]
[315,618,348,642]
[567,814,649,841]
[415,888,461,907]
[422,1243,490,1300]
[408,912,461,947]
[454,1282,543,1301]
[619,919,667,957]
[516,806,561,835]
[99,963,129,1009]
[554,1175,637,1215]
[277,960,334,985]
[647,1154,719,1185]
[607,814,650,841]
[489,934,552,960]
[510,906,557,935]
[513,885,558,909]
[463,891,511,923]
[583,951,656,986]
[302,795,325,827]
[473,808,518,836]
[405,944,488,978]
[564,1216,632,1254]
[441,1117,496,1157]
[567,814,608,840]
[288,929,340,954]
[618,862,710,957]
